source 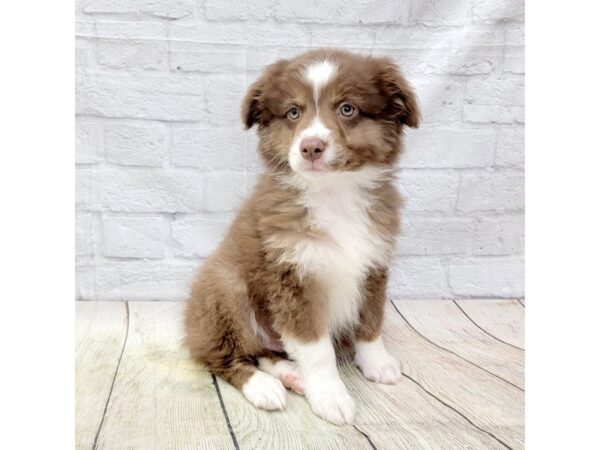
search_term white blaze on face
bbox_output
[305,60,337,108]
[288,60,339,175]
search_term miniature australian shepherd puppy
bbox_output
[184,48,419,425]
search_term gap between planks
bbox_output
[77,300,524,450]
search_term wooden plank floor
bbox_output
[76,300,524,450]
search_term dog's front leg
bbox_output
[267,263,356,425]
[283,334,356,425]
[354,267,402,384]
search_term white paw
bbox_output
[242,370,287,410]
[258,358,305,395]
[307,386,356,425]
[357,353,402,384]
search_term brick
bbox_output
[276,0,409,24]
[473,216,524,256]
[102,214,169,258]
[96,39,169,70]
[504,46,525,74]
[95,21,167,39]
[449,257,524,297]
[205,0,276,20]
[473,0,524,21]
[204,75,246,125]
[76,167,204,213]
[411,78,464,124]
[409,0,470,26]
[397,217,473,256]
[105,122,167,167]
[505,26,525,46]
[76,120,103,164]
[310,26,375,48]
[457,172,524,213]
[169,21,311,47]
[464,79,525,124]
[75,20,95,36]
[385,48,502,76]
[76,213,96,256]
[496,126,524,168]
[170,127,246,169]
[76,69,207,121]
[170,45,246,73]
[86,260,197,301]
[171,213,234,257]
[376,25,504,49]
[388,257,450,298]
[395,171,460,213]
[403,126,495,168]
[76,48,92,67]
[204,171,246,212]
[75,38,94,67]
[82,0,193,19]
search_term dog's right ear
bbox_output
[241,59,288,129]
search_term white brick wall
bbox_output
[75,0,525,301]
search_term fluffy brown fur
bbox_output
[184,48,419,420]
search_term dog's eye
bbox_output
[287,107,301,120]
[339,103,357,118]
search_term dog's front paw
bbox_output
[357,352,402,384]
[258,357,305,395]
[242,370,287,410]
[308,387,356,425]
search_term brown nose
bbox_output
[300,138,325,161]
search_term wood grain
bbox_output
[384,302,524,449]
[339,361,507,449]
[76,301,127,450]
[76,300,525,449]
[216,363,372,449]
[94,302,234,450]
[394,300,524,389]
[455,299,525,349]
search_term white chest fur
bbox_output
[281,170,391,335]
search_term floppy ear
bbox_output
[241,59,288,129]
[374,57,420,128]
[240,78,263,129]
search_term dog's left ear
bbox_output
[374,57,420,128]
[241,58,289,129]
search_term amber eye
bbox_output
[339,103,356,118]
[287,107,301,120]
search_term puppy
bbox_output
[184,48,419,425]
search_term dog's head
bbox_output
[242,49,419,178]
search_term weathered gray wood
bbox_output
[216,367,372,449]
[75,301,127,450]
[384,302,524,449]
[394,300,524,389]
[340,360,507,449]
[77,300,525,449]
[94,302,233,450]
[456,299,525,349]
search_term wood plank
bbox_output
[384,302,524,449]
[216,365,371,449]
[340,362,507,449]
[393,300,524,389]
[76,301,127,450]
[217,306,506,449]
[95,302,234,450]
[455,299,525,349]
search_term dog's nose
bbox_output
[300,138,325,161]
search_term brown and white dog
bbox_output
[184,48,419,425]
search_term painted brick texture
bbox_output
[75,0,524,301]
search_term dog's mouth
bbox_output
[296,160,330,174]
